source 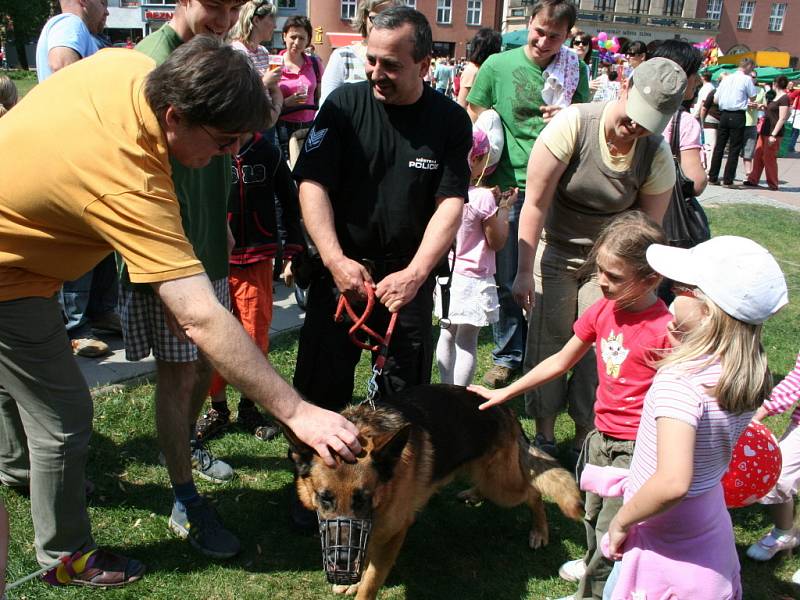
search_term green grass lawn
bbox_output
[3,204,800,599]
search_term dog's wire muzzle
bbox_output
[317,515,373,585]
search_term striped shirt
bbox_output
[762,352,800,425]
[231,40,270,75]
[627,358,753,498]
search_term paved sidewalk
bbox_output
[698,154,800,212]
[81,281,304,395]
[80,154,800,393]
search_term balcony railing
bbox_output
[576,8,719,30]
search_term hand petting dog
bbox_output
[283,402,362,467]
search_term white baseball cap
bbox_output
[646,236,788,325]
[474,109,504,175]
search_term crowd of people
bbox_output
[0,0,797,598]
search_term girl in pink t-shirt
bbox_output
[745,350,800,583]
[470,211,672,598]
[600,236,788,600]
[434,129,516,386]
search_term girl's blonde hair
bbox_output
[658,296,771,414]
[0,76,18,117]
[228,0,277,45]
[581,211,666,280]
[352,0,403,37]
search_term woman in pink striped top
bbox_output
[746,351,800,584]
[602,236,788,600]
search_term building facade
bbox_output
[309,0,503,64]
[712,0,798,66]
[504,0,719,45]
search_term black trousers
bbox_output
[292,270,435,412]
[708,110,746,184]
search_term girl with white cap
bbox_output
[434,118,514,386]
[601,235,788,599]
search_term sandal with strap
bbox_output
[195,408,230,443]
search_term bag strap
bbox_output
[669,109,682,162]
[438,244,457,329]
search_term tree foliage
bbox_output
[0,0,54,69]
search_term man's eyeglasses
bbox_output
[199,124,239,152]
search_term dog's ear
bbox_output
[370,424,411,482]
[283,425,315,478]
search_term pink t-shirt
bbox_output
[627,359,754,498]
[762,351,800,425]
[452,186,498,278]
[573,297,672,440]
[278,52,323,123]
[661,110,702,151]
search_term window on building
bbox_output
[466,0,482,25]
[404,0,417,8]
[737,0,755,28]
[593,0,616,11]
[278,0,296,8]
[768,3,786,31]
[662,0,684,16]
[341,0,357,20]
[437,0,452,24]
[706,0,722,19]
[629,0,650,14]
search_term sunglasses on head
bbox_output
[252,0,273,17]
[671,283,699,298]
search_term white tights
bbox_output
[436,323,481,386]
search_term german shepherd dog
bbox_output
[287,384,583,600]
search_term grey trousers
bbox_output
[524,234,601,430]
[576,429,635,599]
[0,295,95,564]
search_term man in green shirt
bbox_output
[465,0,587,396]
[119,0,247,560]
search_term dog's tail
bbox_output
[521,440,583,521]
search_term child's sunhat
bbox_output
[646,236,788,325]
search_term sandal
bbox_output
[195,408,230,442]
[533,433,557,458]
[746,528,799,561]
[237,405,281,441]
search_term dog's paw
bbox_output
[456,488,483,507]
[332,582,360,595]
[528,529,549,550]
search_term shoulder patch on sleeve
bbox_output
[304,126,328,152]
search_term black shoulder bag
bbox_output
[662,110,711,249]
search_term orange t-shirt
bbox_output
[0,48,203,301]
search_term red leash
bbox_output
[334,285,398,404]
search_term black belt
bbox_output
[721,109,746,113]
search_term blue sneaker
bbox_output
[169,498,240,559]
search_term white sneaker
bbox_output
[558,558,587,582]
[746,528,799,561]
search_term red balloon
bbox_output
[722,421,782,508]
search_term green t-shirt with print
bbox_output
[121,25,231,290]
[467,46,589,190]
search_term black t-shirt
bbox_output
[293,81,472,262]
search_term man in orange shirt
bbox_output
[0,36,360,588]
